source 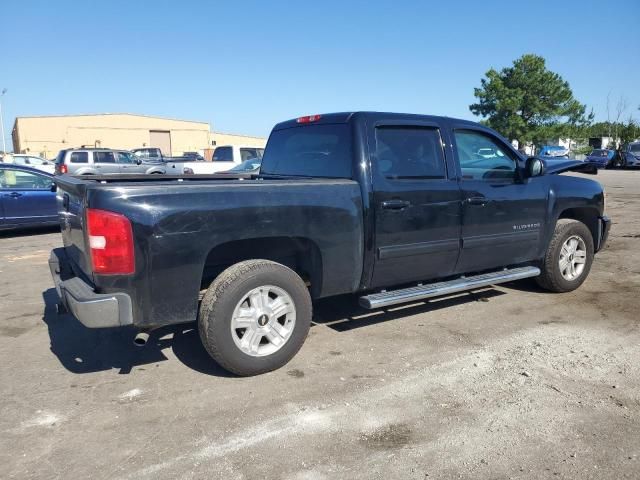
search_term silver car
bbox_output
[622,142,640,168]
[54,148,166,175]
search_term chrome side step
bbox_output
[359,266,540,309]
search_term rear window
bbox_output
[630,144,640,153]
[70,152,88,163]
[260,124,352,178]
[55,150,68,164]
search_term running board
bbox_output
[359,266,540,310]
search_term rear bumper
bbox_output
[595,216,611,252]
[49,248,133,328]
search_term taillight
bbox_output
[60,164,68,174]
[296,114,321,123]
[86,209,135,275]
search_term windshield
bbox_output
[260,124,352,178]
[229,159,261,172]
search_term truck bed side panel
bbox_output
[86,179,363,327]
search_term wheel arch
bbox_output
[201,236,323,298]
[557,207,600,251]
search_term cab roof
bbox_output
[272,111,480,131]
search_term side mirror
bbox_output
[50,182,57,192]
[525,157,544,177]
[136,159,142,165]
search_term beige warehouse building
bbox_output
[11,113,266,159]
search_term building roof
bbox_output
[14,112,209,126]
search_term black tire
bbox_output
[198,260,312,376]
[536,219,594,293]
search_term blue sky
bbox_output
[2,0,639,148]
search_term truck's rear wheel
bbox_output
[536,219,594,292]
[198,260,312,376]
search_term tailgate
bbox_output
[55,175,93,279]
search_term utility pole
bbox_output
[0,89,7,154]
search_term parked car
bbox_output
[538,145,569,158]
[132,147,174,162]
[50,112,609,376]
[131,148,204,162]
[0,164,58,230]
[219,158,262,174]
[132,147,214,174]
[584,149,621,169]
[621,142,640,167]
[54,149,166,175]
[2,154,55,174]
[182,151,205,161]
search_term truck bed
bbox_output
[54,173,365,328]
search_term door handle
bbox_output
[381,199,411,210]
[5,192,23,198]
[466,196,488,206]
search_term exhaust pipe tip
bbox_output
[133,331,150,347]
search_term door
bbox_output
[149,130,172,156]
[0,168,57,226]
[117,151,145,173]
[452,128,548,273]
[92,151,120,174]
[370,124,462,288]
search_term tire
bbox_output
[536,219,594,293]
[198,260,312,376]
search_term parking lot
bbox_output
[0,169,638,479]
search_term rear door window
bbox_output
[70,152,89,163]
[375,127,446,179]
[261,124,352,178]
[94,151,116,163]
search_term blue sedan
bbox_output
[584,149,619,169]
[0,164,58,230]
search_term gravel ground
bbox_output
[0,170,639,479]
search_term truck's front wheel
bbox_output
[536,219,594,292]
[198,260,312,376]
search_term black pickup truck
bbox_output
[50,112,610,375]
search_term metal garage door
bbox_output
[149,130,172,156]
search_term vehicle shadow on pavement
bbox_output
[0,226,60,239]
[312,287,507,331]
[41,288,236,377]
[41,284,520,377]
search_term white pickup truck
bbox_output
[132,146,264,174]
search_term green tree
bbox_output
[470,54,593,148]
